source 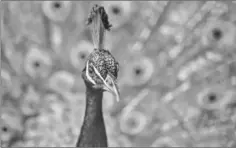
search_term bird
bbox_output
[76,4,120,147]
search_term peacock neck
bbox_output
[84,86,104,122]
[76,85,108,147]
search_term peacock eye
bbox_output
[70,40,93,71]
[201,19,236,49]
[119,110,148,135]
[42,1,72,22]
[102,1,132,29]
[2,126,8,133]
[106,79,113,86]
[80,53,86,59]
[197,85,233,111]
[212,28,223,41]
[24,46,52,78]
[88,67,93,74]
[124,57,154,87]
[111,6,121,15]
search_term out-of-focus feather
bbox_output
[1,1,236,147]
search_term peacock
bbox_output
[76,4,120,147]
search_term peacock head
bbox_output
[82,48,120,101]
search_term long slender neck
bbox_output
[84,86,103,122]
[76,86,107,147]
[77,5,111,147]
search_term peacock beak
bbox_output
[91,62,120,102]
[102,75,120,102]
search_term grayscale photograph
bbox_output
[1,1,236,147]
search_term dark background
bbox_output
[1,1,236,147]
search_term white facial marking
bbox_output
[90,63,120,102]
[86,61,96,85]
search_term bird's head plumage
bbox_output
[82,4,120,101]
[82,48,120,101]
